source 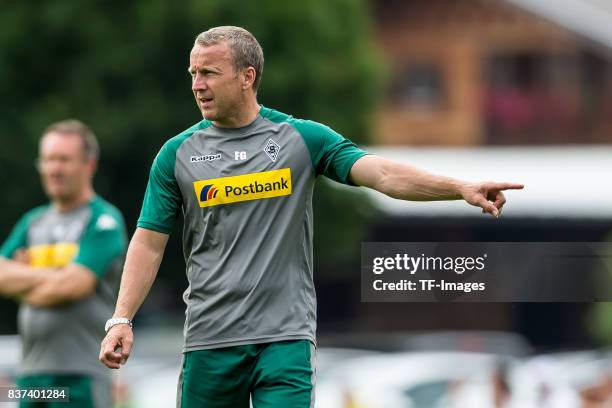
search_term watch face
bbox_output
[106,319,118,332]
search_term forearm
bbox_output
[23,281,64,306]
[113,228,167,319]
[0,258,49,297]
[23,264,98,307]
[374,160,465,201]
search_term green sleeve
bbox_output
[290,119,368,185]
[137,139,183,234]
[73,201,127,278]
[0,207,45,259]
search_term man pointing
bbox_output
[100,26,523,407]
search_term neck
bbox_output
[213,97,260,128]
[53,187,95,213]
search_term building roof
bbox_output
[505,0,612,52]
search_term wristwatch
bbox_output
[105,317,132,333]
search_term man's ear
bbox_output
[88,158,98,176]
[242,67,256,90]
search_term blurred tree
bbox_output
[590,302,612,345]
[0,0,384,331]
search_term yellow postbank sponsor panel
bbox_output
[27,243,79,267]
[193,168,292,208]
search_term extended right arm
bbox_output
[99,227,169,369]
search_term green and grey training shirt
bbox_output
[138,106,367,351]
[0,196,127,378]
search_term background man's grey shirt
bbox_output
[138,106,367,351]
[0,196,127,379]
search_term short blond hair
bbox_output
[196,26,264,91]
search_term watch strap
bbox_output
[105,317,132,333]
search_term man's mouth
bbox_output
[198,97,213,106]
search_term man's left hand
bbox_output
[460,182,524,218]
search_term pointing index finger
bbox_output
[492,182,524,191]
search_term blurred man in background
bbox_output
[0,120,127,407]
[99,26,522,407]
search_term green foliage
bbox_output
[589,302,612,346]
[0,0,384,330]
[588,234,612,345]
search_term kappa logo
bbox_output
[263,139,280,162]
[190,154,222,163]
[199,184,220,202]
[193,168,292,208]
[96,214,118,231]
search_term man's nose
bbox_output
[37,158,59,173]
[192,74,207,91]
[46,161,65,175]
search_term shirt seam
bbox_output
[137,220,172,234]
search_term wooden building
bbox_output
[372,0,612,145]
